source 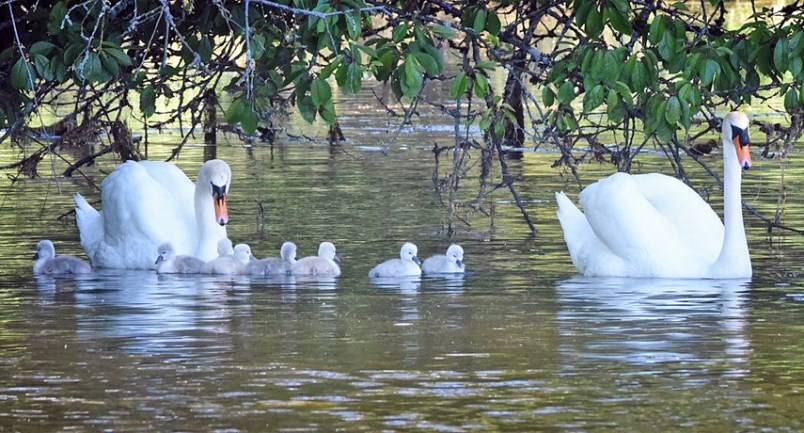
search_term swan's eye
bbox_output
[211,182,227,197]
[731,125,750,147]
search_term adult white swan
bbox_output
[555,111,752,278]
[75,159,232,269]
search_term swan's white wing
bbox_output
[96,161,195,267]
[75,193,103,260]
[137,161,196,228]
[556,191,625,276]
[579,172,702,276]
[631,173,724,262]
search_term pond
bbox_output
[1,119,803,431]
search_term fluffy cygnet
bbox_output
[201,243,252,275]
[155,243,204,274]
[33,240,92,275]
[421,244,465,274]
[368,242,421,278]
[291,242,341,276]
[248,241,298,276]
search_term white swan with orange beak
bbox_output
[75,159,232,269]
[555,112,752,278]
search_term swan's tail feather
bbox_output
[555,192,594,273]
[74,193,102,264]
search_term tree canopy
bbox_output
[2,0,803,233]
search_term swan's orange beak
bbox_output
[212,184,229,226]
[732,125,751,170]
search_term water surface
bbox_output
[1,136,803,431]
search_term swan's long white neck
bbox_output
[711,120,751,277]
[194,173,227,261]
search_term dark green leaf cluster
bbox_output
[1,0,803,154]
[544,0,804,146]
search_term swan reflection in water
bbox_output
[555,276,750,368]
[34,269,254,355]
[370,276,422,294]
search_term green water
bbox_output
[0,135,802,431]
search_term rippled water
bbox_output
[1,136,803,431]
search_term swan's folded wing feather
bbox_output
[100,162,194,256]
[632,173,724,262]
[74,193,103,261]
[579,173,690,271]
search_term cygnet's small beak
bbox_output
[155,255,164,265]
[457,259,464,269]
[333,255,341,263]
[33,252,40,260]
[413,256,421,265]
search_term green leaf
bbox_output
[473,8,487,33]
[30,41,56,56]
[225,98,245,123]
[784,88,799,114]
[612,81,633,106]
[601,52,620,84]
[402,56,423,97]
[486,11,501,36]
[99,51,119,77]
[140,85,156,118]
[605,7,632,34]
[583,84,605,111]
[104,47,132,66]
[11,57,33,90]
[700,59,720,86]
[413,23,429,45]
[429,24,456,38]
[558,81,575,104]
[476,60,497,71]
[790,31,804,51]
[649,17,664,45]
[563,114,579,131]
[413,52,439,75]
[607,91,626,123]
[630,60,648,91]
[656,117,674,142]
[345,12,362,40]
[542,86,555,106]
[392,22,408,43]
[64,43,83,65]
[298,95,316,123]
[420,43,445,73]
[450,71,469,98]
[665,96,681,124]
[251,34,267,60]
[574,0,594,27]
[773,39,789,72]
[346,62,362,94]
[474,73,489,98]
[82,52,103,82]
[792,57,803,78]
[658,32,676,61]
[32,54,52,81]
[320,99,336,125]
[585,7,603,38]
[311,78,332,109]
[199,37,213,62]
[610,0,631,14]
[320,57,342,79]
[241,104,258,133]
[48,1,68,34]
